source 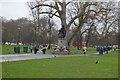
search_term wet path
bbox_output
[0,52,99,62]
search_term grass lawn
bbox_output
[2,50,118,78]
[2,44,97,55]
[46,47,97,54]
[70,47,97,54]
[0,45,1,55]
[2,45,31,55]
[0,63,1,78]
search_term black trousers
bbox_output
[42,49,46,54]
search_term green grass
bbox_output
[70,47,97,54]
[46,48,54,53]
[2,45,97,55]
[0,63,1,78]
[2,50,118,78]
[0,45,2,55]
[46,47,97,54]
[2,45,31,55]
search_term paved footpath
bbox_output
[0,52,99,63]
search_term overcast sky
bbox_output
[0,0,30,20]
[0,0,61,29]
[0,0,119,20]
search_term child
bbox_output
[42,45,47,54]
[83,47,87,55]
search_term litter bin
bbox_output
[17,47,20,54]
[23,47,28,53]
[14,47,20,53]
[14,47,17,53]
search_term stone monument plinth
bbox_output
[51,27,69,55]
[52,38,69,55]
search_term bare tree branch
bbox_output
[31,4,57,10]
[67,13,82,29]
[55,2,62,17]
[39,12,60,18]
[54,0,62,6]
[66,2,71,6]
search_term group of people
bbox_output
[32,45,47,54]
[82,45,115,55]
[96,46,113,55]
[30,45,117,55]
[82,47,87,55]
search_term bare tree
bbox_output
[27,1,119,49]
[28,1,100,48]
[95,2,118,46]
[67,2,100,48]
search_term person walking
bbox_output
[34,46,39,54]
[83,47,87,55]
[99,47,104,55]
[42,45,47,54]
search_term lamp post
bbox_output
[48,7,53,49]
[16,27,21,54]
[18,27,21,45]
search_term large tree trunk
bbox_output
[61,0,69,48]
[118,2,120,49]
[79,32,83,49]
